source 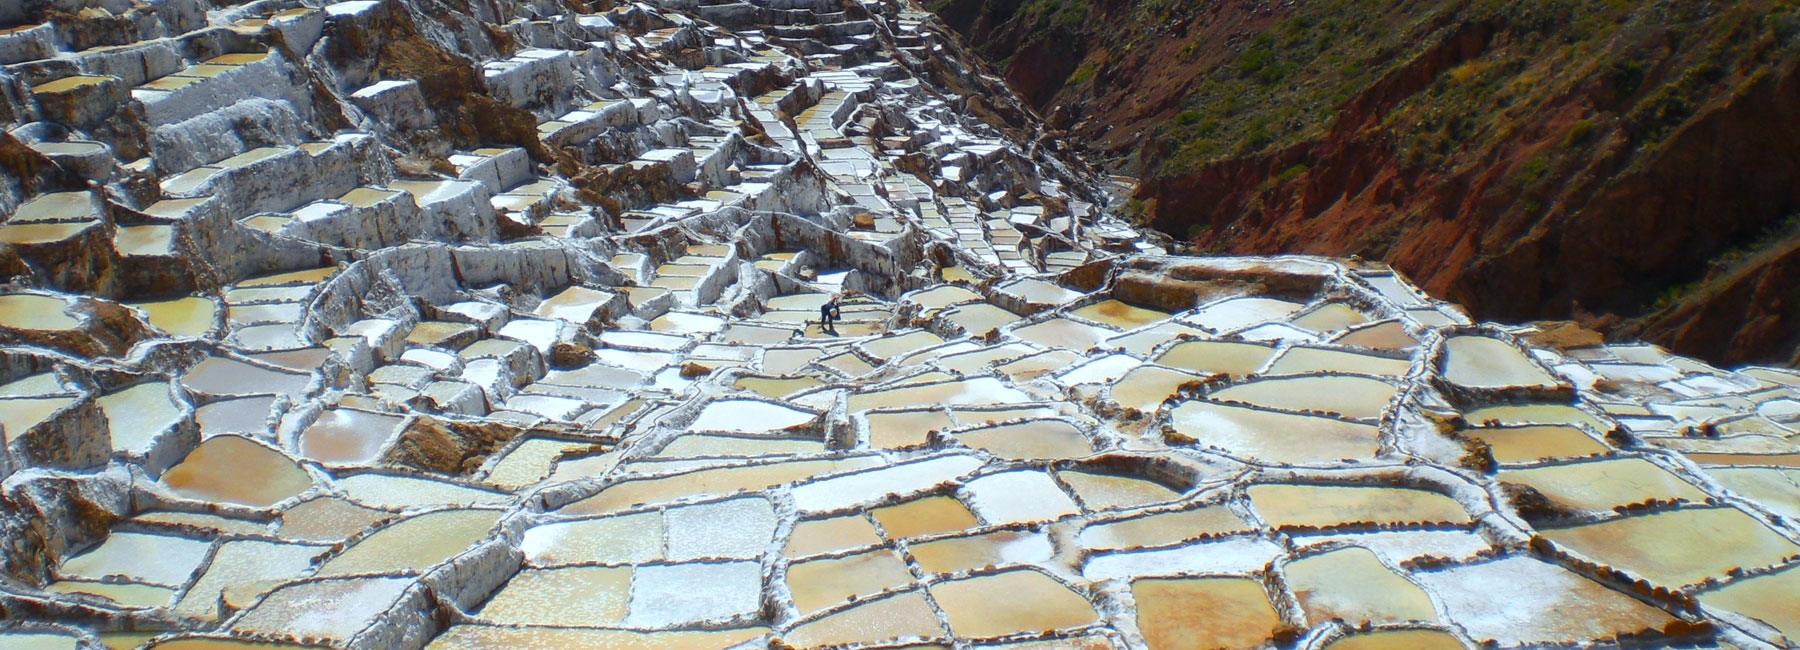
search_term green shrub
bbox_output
[1241,116,1276,152]
[1565,118,1597,146]
[1515,156,1551,185]
[1051,0,1087,28]
[1607,59,1646,98]
[1652,281,1699,310]
[1236,33,1293,85]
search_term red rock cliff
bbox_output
[934,0,1800,365]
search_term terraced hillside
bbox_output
[3,0,1800,649]
[932,0,1800,367]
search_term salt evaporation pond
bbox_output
[7,1,1800,645]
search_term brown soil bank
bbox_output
[932,0,1800,366]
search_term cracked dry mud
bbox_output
[0,0,1799,649]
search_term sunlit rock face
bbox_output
[1,1,1799,649]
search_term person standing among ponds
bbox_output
[819,294,842,334]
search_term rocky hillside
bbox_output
[933,0,1800,366]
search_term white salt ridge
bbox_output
[1415,556,1675,647]
[503,394,588,420]
[665,497,777,560]
[60,532,213,587]
[240,576,413,639]
[1083,536,1285,581]
[602,330,693,352]
[962,471,1081,525]
[649,366,698,391]
[688,400,815,433]
[175,539,328,619]
[98,382,184,454]
[1758,399,1800,420]
[1671,373,1755,396]
[789,455,986,513]
[652,311,726,334]
[399,348,459,373]
[1233,323,1318,344]
[1053,354,1142,386]
[1361,275,1427,307]
[984,530,1056,567]
[1185,297,1305,332]
[0,632,79,649]
[1443,336,1560,389]
[324,1,381,16]
[623,561,762,627]
[521,513,662,565]
[1293,530,1493,566]
[335,474,511,510]
[497,319,569,354]
[1588,362,1683,384]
